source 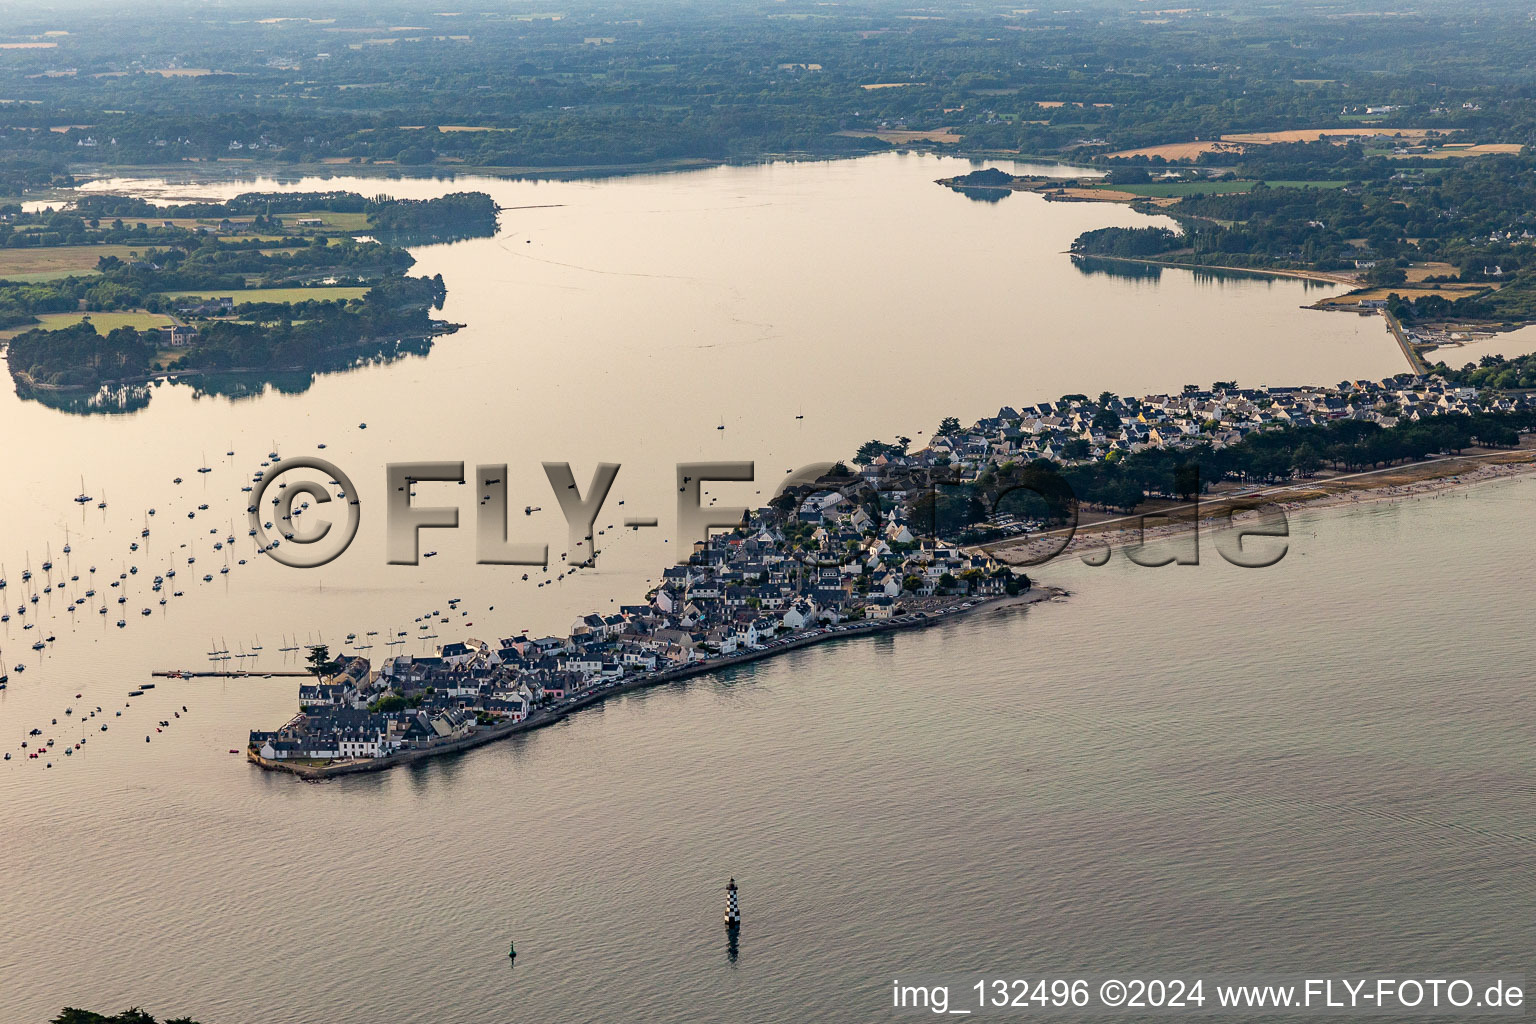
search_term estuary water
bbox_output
[1,153,1530,1021]
[3,482,1532,1023]
[2,153,1399,688]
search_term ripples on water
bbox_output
[4,480,1533,1022]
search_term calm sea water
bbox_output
[1,155,1531,1021]
[4,482,1533,1022]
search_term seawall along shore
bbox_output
[246,586,1062,781]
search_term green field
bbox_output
[1100,181,1257,197]
[0,243,143,279]
[0,309,173,340]
[277,211,371,230]
[162,286,370,304]
[1093,179,1345,198]
[1266,180,1348,189]
[1099,179,1349,198]
[0,238,336,283]
[0,269,96,283]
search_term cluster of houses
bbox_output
[251,373,1515,764]
[892,375,1511,475]
[174,296,235,318]
[251,497,1020,763]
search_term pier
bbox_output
[1382,308,1430,375]
[153,670,313,678]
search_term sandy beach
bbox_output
[976,448,1536,567]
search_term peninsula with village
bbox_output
[247,361,1536,777]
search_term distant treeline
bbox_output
[66,190,497,235]
[1070,226,1183,259]
[366,192,497,233]
[6,0,1536,179]
[72,191,371,220]
[3,192,496,254]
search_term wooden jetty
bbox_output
[153,670,313,679]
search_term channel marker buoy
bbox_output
[724,878,741,929]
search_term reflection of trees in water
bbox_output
[371,226,497,247]
[20,336,436,416]
[23,382,154,416]
[1071,255,1163,282]
[948,186,1011,204]
[189,336,436,402]
[1073,255,1332,292]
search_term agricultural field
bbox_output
[1391,143,1525,159]
[0,309,172,340]
[116,216,256,229]
[1060,187,1152,203]
[1313,285,1489,309]
[1221,128,1441,144]
[1406,262,1459,283]
[1106,129,1447,162]
[1087,179,1348,198]
[1101,140,1242,160]
[277,211,371,230]
[0,243,143,279]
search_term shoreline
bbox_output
[1067,251,1359,286]
[6,325,461,393]
[245,586,1062,781]
[976,449,1536,566]
[4,149,1101,206]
